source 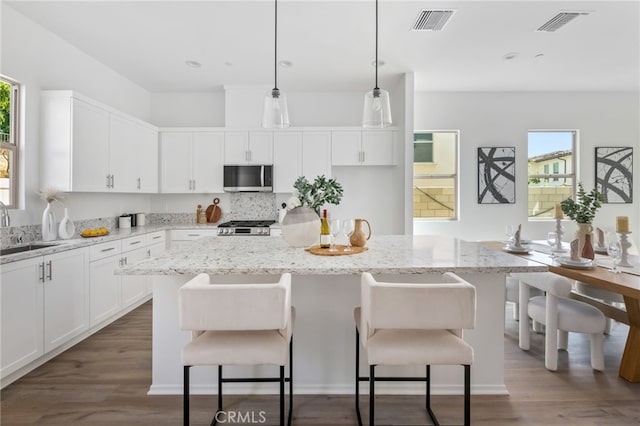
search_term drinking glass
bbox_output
[607,241,622,273]
[505,225,515,244]
[329,219,342,252]
[342,219,355,252]
[547,231,558,259]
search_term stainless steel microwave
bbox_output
[223,165,273,192]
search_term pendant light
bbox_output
[262,0,290,128]
[362,0,392,128]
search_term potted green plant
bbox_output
[281,175,343,247]
[560,183,603,257]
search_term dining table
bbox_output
[483,240,640,383]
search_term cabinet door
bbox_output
[273,132,302,192]
[160,132,193,193]
[192,132,225,193]
[224,131,249,164]
[136,125,159,193]
[109,114,139,192]
[121,247,148,308]
[89,254,122,326]
[44,249,89,353]
[362,131,395,165]
[71,98,110,191]
[302,131,331,179]
[145,241,166,295]
[248,131,274,164]
[1,257,44,379]
[331,131,362,166]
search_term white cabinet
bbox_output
[302,131,332,179]
[145,231,167,294]
[169,229,218,249]
[40,91,158,193]
[89,241,122,326]
[1,257,44,379]
[331,130,395,166]
[159,131,224,193]
[121,236,148,308]
[42,248,89,353]
[273,132,302,192]
[224,131,273,164]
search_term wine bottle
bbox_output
[320,209,331,248]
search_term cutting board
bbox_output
[205,198,222,223]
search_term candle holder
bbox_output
[554,219,566,252]
[617,232,633,267]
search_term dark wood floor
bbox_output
[2,301,639,425]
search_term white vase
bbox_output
[281,206,320,247]
[58,208,76,240]
[42,202,57,241]
[574,222,593,256]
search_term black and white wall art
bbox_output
[595,147,633,203]
[477,147,516,204]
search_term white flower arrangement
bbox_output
[39,187,65,204]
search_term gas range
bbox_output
[217,220,276,236]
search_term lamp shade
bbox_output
[362,88,392,128]
[262,88,290,128]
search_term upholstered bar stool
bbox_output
[178,273,295,426]
[512,272,606,371]
[354,272,476,426]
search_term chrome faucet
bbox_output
[0,200,10,227]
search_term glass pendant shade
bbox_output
[362,88,392,128]
[262,88,290,128]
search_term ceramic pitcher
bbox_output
[349,218,372,248]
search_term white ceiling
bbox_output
[6,0,640,93]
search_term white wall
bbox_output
[1,4,153,226]
[151,92,225,127]
[412,91,640,241]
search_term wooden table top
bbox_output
[482,241,640,299]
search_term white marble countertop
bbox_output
[117,234,547,276]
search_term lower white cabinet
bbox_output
[89,240,122,326]
[1,257,44,378]
[121,245,148,308]
[1,247,89,380]
[169,229,218,249]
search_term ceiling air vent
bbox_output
[537,11,591,32]
[412,10,455,32]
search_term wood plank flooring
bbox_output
[2,301,640,425]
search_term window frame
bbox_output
[0,75,20,209]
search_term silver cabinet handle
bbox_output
[147,249,151,257]
[110,174,115,188]
[137,177,141,190]
[119,258,123,267]
[46,260,52,281]
[152,235,162,240]
[187,233,200,237]
[106,174,111,188]
[129,240,142,245]
[100,247,115,252]
[39,262,45,283]
[362,151,365,163]
[193,180,196,191]
[123,257,128,265]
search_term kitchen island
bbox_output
[118,235,547,396]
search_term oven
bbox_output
[217,220,276,236]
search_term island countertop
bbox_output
[117,234,547,276]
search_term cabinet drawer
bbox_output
[90,241,122,261]
[170,229,218,241]
[145,231,166,246]
[121,235,146,252]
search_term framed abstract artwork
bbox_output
[595,147,633,203]
[478,147,515,204]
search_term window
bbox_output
[413,131,457,219]
[0,75,20,209]
[527,131,575,219]
[414,132,434,163]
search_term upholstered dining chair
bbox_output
[178,273,295,426]
[354,272,476,426]
[575,281,625,334]
[512,272,606,371]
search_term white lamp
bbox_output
[262,0,290,128]
[362,0,392,128]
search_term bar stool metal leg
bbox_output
[464,364,471,426]
[184,366,190,426]
[355,327,363,426]
[288,337,293,426]
[369,365,375,426]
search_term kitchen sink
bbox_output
[0,243,57,256]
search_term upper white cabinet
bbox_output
[40,91,159,193]
[273,132,302,193]
[302,131,332,179]
[331,130,395,166]
[159,131,224,193]
[224,131,273,164]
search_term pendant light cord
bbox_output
[274,0,278,91]
[375,0,379,90]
